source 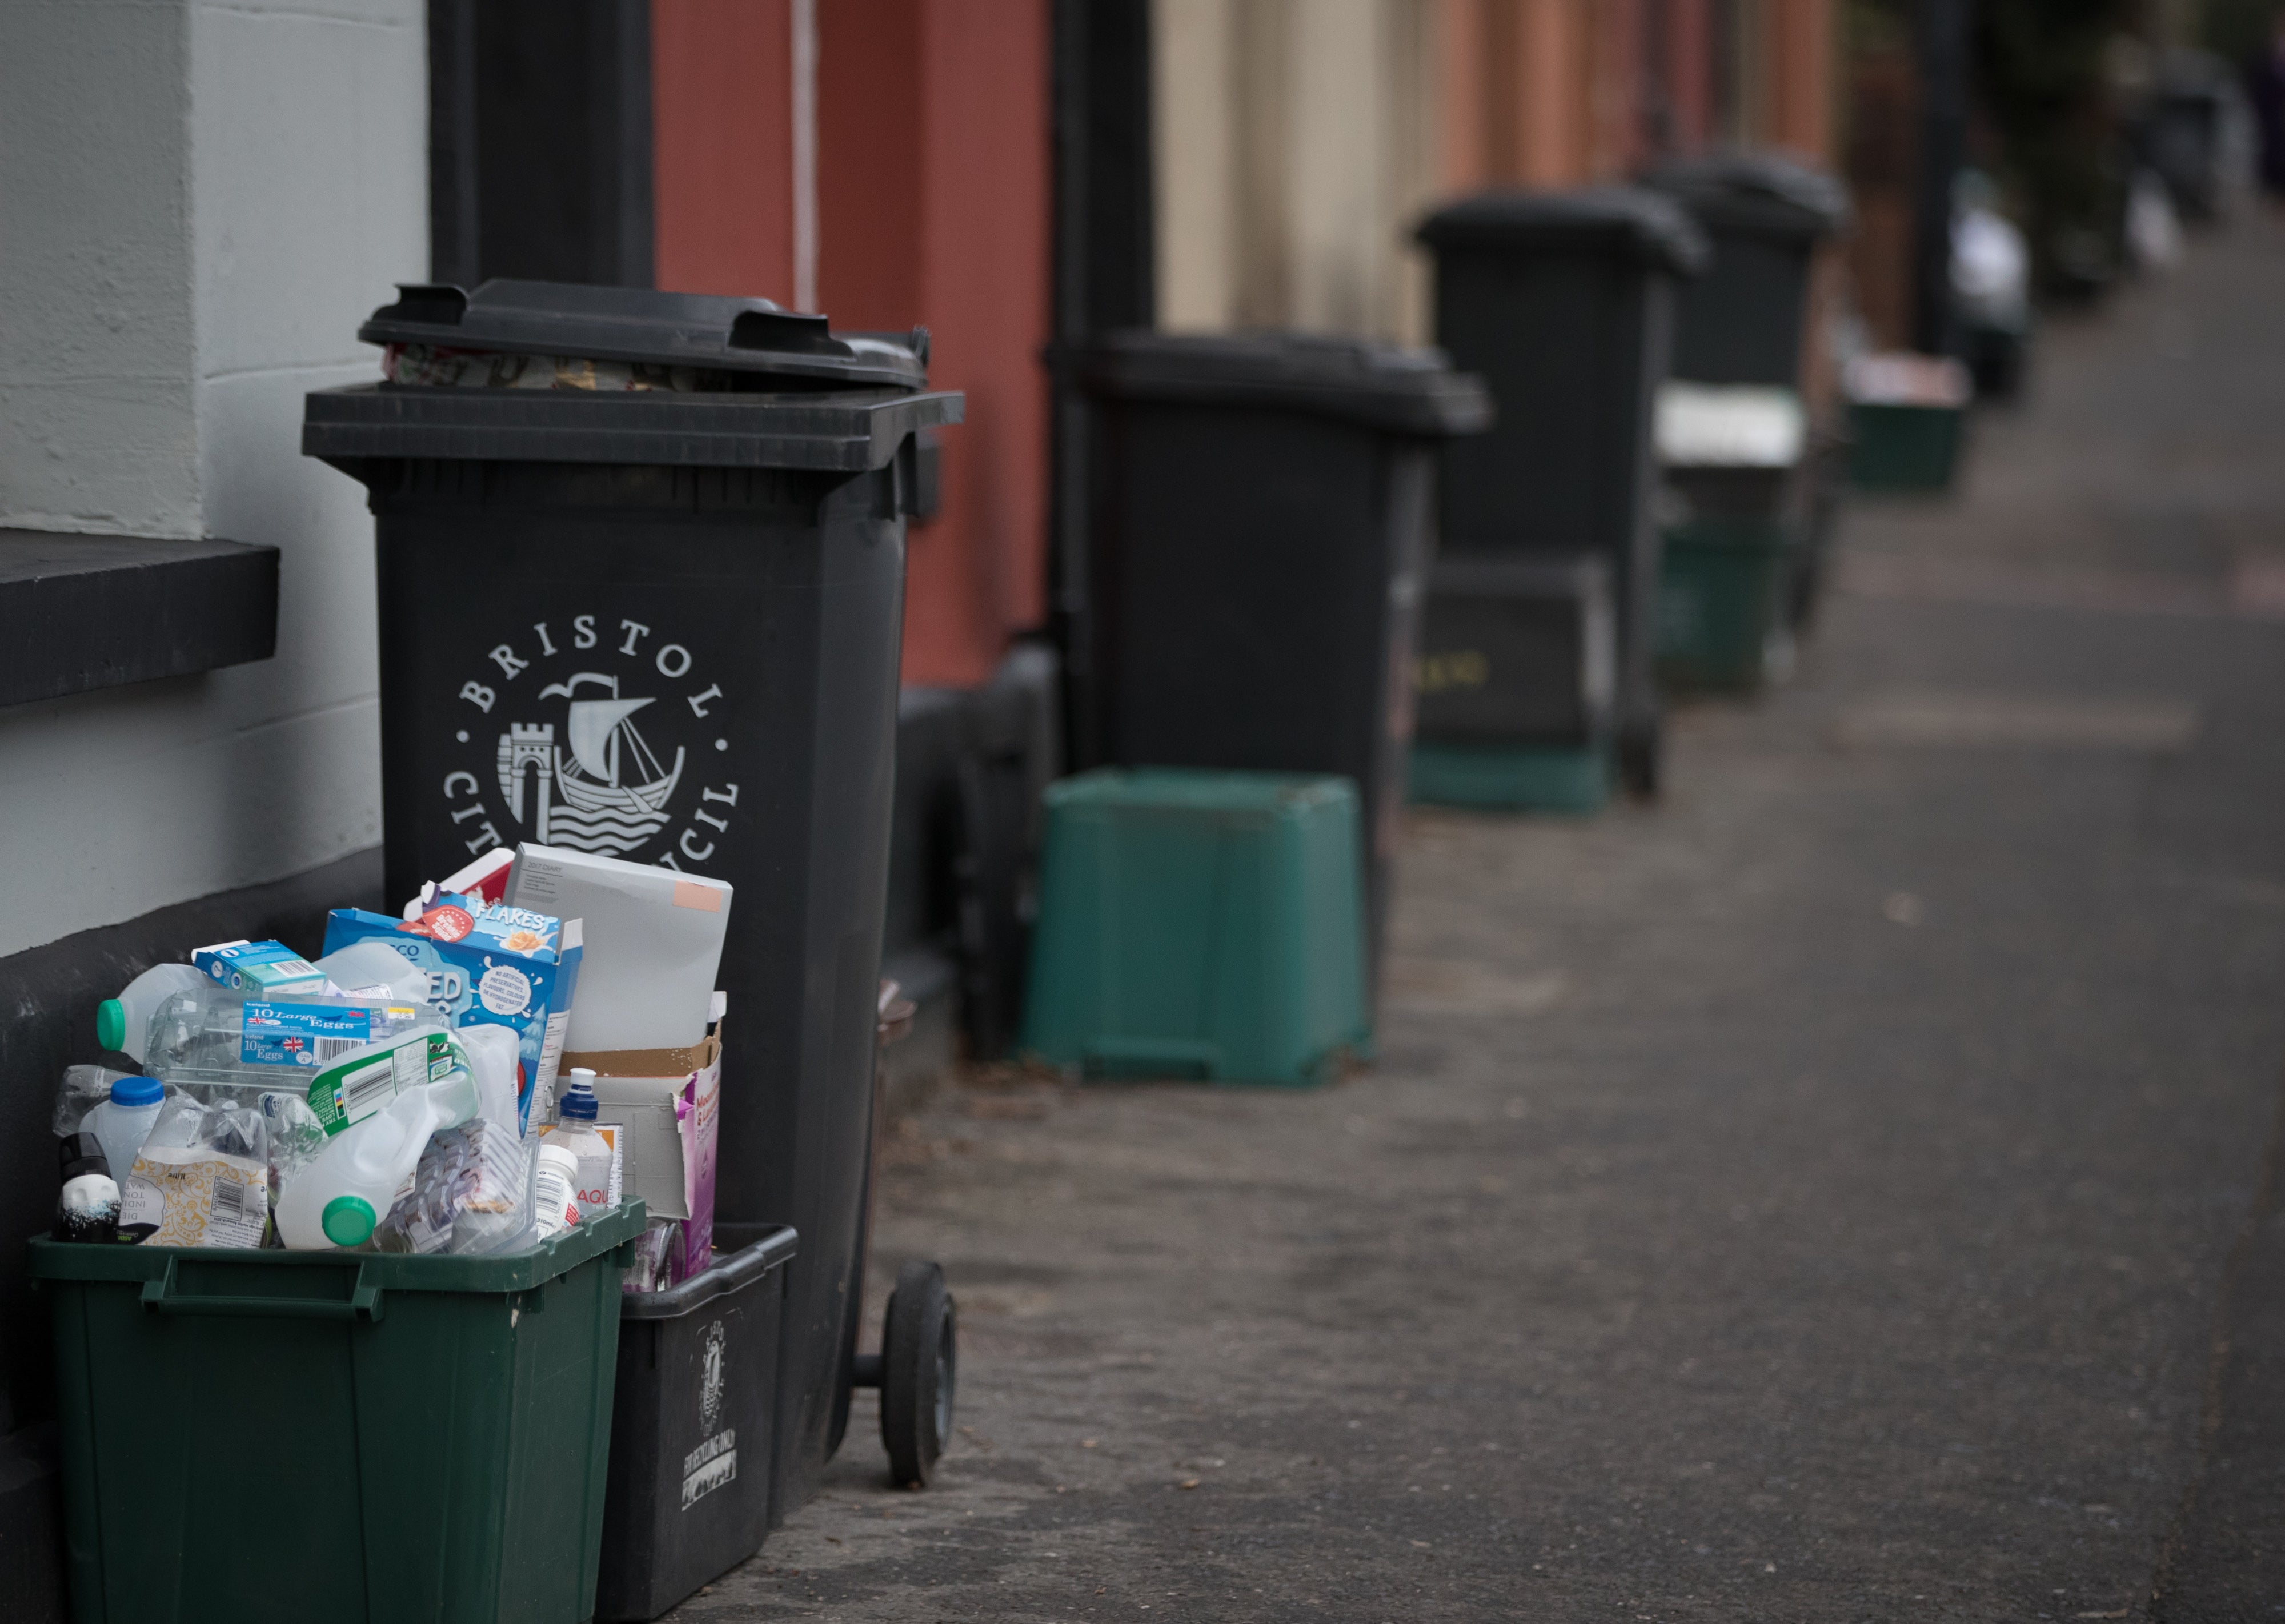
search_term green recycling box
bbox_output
[31,1202,645,1624]
[1021,768,1369,1086]
[1657,515,1795,693]
[1849,400,1966,492]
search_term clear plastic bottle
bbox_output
[127,983,436,1089]
[81,1075,165,1183]
[95,964,208,1064]
[531,1142,582,1240]
[549,1070,618,1221]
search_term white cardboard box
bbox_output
[506,844,731,1052]
[561,1031,722,1234]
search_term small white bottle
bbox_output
[532,1142,582,1240]
[82,1076,165,1184]
[550,1070,619,1222]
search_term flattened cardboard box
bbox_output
[562,1031,720,1270]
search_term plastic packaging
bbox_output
[274,1059,480,1250]
[532,1142,581,1240]
[50,1065,140,1137]
[95,964,207,1064]
[81,1076,165,1190]
[371,1024,533,1256]
[120,1095,271,1247]
[374,1121,534,1256]
[316,939,436,1004]
[129,980,435,1090]
[53,1134,121,1244]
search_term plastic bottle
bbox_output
[81,1076,165,1184]
[531,1142,581,1240]
[124,983,435,1089]
[274,1061,480,1250]
[315,939,434,1004]
[550,1070,618,1221]
[52,1133,121,1243]
[95,964,208,1064]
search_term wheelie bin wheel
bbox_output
[880,1260,956,1487]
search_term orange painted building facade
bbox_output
[650,0,1052,691]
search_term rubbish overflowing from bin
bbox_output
[47,840,729,1284]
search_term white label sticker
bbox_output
[681,1430,737,1510]
[478,964,533,1017]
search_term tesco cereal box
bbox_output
[322,903,582,1131]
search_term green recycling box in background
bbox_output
[1021,769,1369,1087]
[1845,354,1973,494]
[1849,399,1967,492]
[33,1203,644,1624]
[1657,515,1795,692]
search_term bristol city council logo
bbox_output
[436,615,739,875]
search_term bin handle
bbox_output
[139,1258,386,1323]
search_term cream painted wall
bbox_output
[0,0,426,957]
[1153,0,1438,344]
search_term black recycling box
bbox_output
[304,279,961,1527]
[597,1226,796,1622]
[1414,555,1614,745]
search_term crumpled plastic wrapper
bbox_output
[382,342,721,394]
[374,1119,534,1257]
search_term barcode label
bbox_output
[340,1057,398,1120]
[204,1173,267,1248]
[314,1036,360,1063]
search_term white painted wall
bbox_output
[1152,0,1438,343]
[0,0,426,959]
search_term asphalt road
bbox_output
[671,210,2285,1622]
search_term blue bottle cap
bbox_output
[560,1080,598,1121]
[111,1076,163,1108]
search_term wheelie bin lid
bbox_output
[1416,186,1709,276]
[1059,330,1493,437]
[1641,151,1852,242]
[305,282,962,474]
[358,279,931,391]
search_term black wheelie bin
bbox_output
[1644,151,1851,661]
[1059,331,1490,1001]
[302,280,966,1582]
[1413,188,1706,807]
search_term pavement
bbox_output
[670,211,2285,1621]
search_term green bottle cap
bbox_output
[321,1196,378,1248]
[95,999,126,1053]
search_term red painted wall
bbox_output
[820,0,1052,689]
[652,0,796,300]
[654,0,1052,692]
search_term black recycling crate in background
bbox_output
[1410,556,1615,813]
[304,279,964,1529]
[1061,332,1490,1000]
[1416,187,1705,800]
[598,1226,796,1622]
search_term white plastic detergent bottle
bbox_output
[95,964,209,1064]
[275,1062,480,1250]
[82,1075,166,1181]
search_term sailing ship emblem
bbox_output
[497,673,686,855]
